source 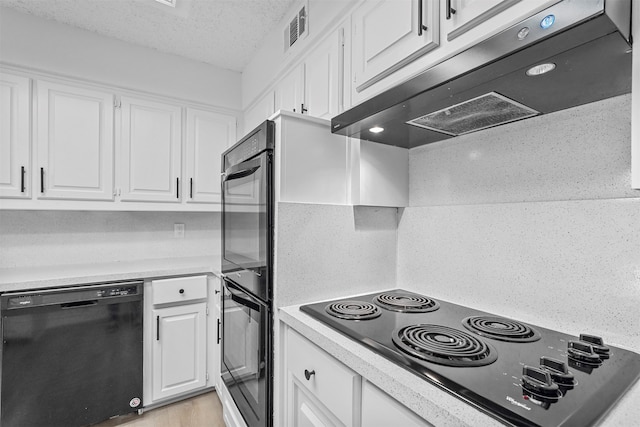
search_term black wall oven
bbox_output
[222,120,274,303]
[221,120,274,427]
[221,279,272,427]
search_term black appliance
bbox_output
[300,289,640,426]
[221,279,272,427]
[221,120,274,427]
[0,282,143,427]
[331,0,633,148]
[222,120,275,303]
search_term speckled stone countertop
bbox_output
[279,303,640,427]
[0,256,220,292]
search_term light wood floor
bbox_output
[93,391,225,427]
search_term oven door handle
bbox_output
[223,166,260,182]
[223,156,262,182]
[226,283,261,312]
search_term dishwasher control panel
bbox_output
[2,282,142,310]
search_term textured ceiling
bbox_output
[0,0,297,72]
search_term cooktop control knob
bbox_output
[568,341,602,365]
[580,334,610,359]
[540,356,575,385]
[521,365,560,397]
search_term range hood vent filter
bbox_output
[407,92,540,136]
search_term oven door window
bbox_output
[222,280,269,427]
[222,154,268,274]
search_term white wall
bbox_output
[0,7,242,110]
[397,95,640,353]
[241,0,355,109]
[0,210,220,269]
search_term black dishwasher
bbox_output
[0,282,143,427]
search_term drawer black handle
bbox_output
[179,288,185,294]
[304,369,315,381]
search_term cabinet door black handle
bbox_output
[304,369,315,380]
[156,315,160,341]
[176,177,180,199]
[179,288,185,294]
[21,166,25,193]
[40,167,44,193]
[418,0,426,35]
[446,0,456,19]
[217,319,221,344]
[190,178,193,198]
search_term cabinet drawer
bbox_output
[152,275,207,305]
[286,329,359,426]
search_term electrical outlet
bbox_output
[174,223,185,238]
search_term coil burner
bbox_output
[374,293,440,313]
[325,301,381,320]
[463,316,541,343]
[392,324,497,367]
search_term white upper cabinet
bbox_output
[185,108,236,204]
[244,91,275,135]
[352,0,439,92]
[442,0,520,41]
[0,72,30,199]
[36,80,114,201]
[119,96,182,203]
[304,29,343,120]
[275,65,305,114]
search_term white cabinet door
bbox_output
[275,65,304,114]
[361,381,431,426]
[286,329,359,427]
[185,108,236,204]
[210,276,222,391]
[36,81,114,200]
[119,96,182,202]
[304,30,343,120]
[0,72,30,198]
[442,0,520,41]
[244,91,275,134]
[152,302,207,402]
[352,0,439,92]
[290,379,343,427]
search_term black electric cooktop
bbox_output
[299,289,640,427]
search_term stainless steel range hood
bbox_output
[331,0,633,149]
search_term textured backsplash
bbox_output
[274,203,398,307]
[0,210,220,269]
[397,94,640,352]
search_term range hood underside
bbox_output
[332,9,632,149]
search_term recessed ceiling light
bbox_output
[154,0,176,7]
[369,126,384,133]
[526,63,556,76]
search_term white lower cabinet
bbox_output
[152,302,207,401]
[145,274,219,407]
[284,327,429,427]
[361,381,431,427]
[286,328,360,427]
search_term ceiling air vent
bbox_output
[407,92,539,136]
[284,4,308,52]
